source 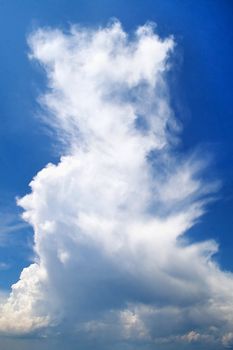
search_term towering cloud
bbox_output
[0,21,233,349]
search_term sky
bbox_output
[0,1,233,349]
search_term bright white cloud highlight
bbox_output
[0,21,233,349]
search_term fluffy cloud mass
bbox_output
[1,21,233,349]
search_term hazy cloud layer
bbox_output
[0,21,233,349]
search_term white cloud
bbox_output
[0,20,232,348]
[222,332,233,348]
[0,212,28,244]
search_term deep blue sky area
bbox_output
[0,0,232,289]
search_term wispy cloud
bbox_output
[0,262,10,271]
[0,20,232,349]
[0,212,29,245]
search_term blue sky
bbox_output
[0,1,233,349]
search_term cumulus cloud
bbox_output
[0,20,233,349]
[222,333,233,348]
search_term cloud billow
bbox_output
[0,21,233,349]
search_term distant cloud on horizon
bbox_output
[0,20,233,349]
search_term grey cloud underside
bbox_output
[0,21,233,349]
